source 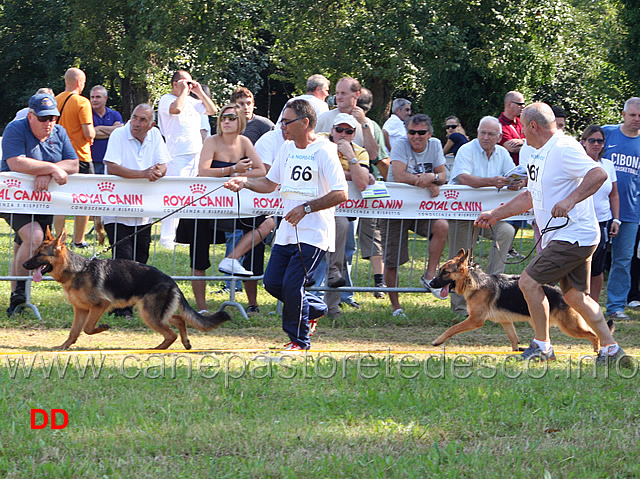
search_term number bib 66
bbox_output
[280,155,320,200]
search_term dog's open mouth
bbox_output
[431,282,451,300]
[32,264,52,282]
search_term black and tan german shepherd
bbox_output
[430,249,599,351]
[23,228,231,350]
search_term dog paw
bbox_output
[184,342,192,350]
[432,340,442,347]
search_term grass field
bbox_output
[1,221,639,478]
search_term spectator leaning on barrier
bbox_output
[318,113,374,318]
[224,99,348,352]
[1,93,79,316]
[447,116,523,316]
[382,113,449,319]
[102,104,170,319]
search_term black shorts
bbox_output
[0,213,53,245]
[591,221,611,277]
[78,161,95,174]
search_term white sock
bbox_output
[600,343,619,356]
[533,338,551,352]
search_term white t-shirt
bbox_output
[449,139,515,184]
[254,129,285,167]
[382,114,407,152]
[103,123,171,226]
[592,158,617,222]
[276,94,328,124]
[387,137,446,182]
[525,132,602,248]
[267,137,347,251]
[157,94,206,156]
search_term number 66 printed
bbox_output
[291,165,313,181]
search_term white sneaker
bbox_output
[392,308,407,319]
[218,257,254,276]
[628,301,640,308]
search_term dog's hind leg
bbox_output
[169,315,192,350]
[83,304,111,335]
[554,310,600,352]
[499,322,521,351]
[432,314,487,347]
[138,310,177,349]
[58,308,89,350]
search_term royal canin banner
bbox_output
[0,173,533,220]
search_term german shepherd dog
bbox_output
[429,249,599,351]
[23,228,231,350]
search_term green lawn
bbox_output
[1,220,639,478]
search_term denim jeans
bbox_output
[606,221,639,313]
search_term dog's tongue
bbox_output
[439,283,450,299]
[33,266,44,283]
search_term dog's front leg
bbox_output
[500,322,521,351]
[432,315,486,347]
[83,304,112,335]
[58,307,89,349]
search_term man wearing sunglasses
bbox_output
[224,99,348,352]
[498,91,526,165]
[1,93,79,316]
[317,113,374,318]
[383,113,449,319]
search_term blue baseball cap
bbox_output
[28,93,60,116]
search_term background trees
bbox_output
[0,0,636,133]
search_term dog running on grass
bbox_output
[23,228,231,350]
[429,248,600,352]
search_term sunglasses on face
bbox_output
[334,126,355,135]
[36,115,57,123]
[445,124,458,129]
[282,117,304,126]
[586,138,604,144]
[407,129,429,136]
[511,101,526,107]
[221,114,238,121]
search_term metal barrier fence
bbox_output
[0,214,532,320]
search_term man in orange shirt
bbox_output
[55,68,96,248]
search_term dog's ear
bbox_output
[55,229,67,246]
[45,226,55,242]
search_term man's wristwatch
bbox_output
[362,122,369,129]
[433,173,440,185]
[349,158,358,165]
[303,203,312,214]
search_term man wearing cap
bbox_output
[1,93,79,316]
[318,113,374,317]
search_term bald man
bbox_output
[55,68,96,248]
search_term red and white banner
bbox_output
[0,173,533,220]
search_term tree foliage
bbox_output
[0,0,635,131]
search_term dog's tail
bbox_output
[178,294,231,332]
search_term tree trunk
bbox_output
[367,76,394,125]
[117,76,150,121]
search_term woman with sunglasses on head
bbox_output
[581,125,619,306]
[177,103,273,314]
[442,116,469,156]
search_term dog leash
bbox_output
[504,216,570,265]
[90,183,227,259]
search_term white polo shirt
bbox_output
[103,123,171,226]
[449,139,515,184]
